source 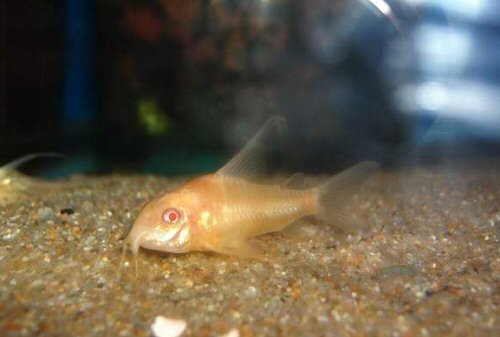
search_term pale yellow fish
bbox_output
[126,117,378,258]
[0,153,78,205]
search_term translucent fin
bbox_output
[285,173,306,189]
[2,153,67,171]
[282,218,317,239]
[217,116,286,179]
[316,161,379,232]
[207,240,264,259]
[0,153,85,191]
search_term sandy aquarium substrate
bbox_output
[0,166,499,337]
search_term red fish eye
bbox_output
[162,208,181,224]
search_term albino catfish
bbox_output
[126,117,378,258]
[0,153,78,205]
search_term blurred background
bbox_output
[1,0,499,177]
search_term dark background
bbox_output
[1,0,499,177]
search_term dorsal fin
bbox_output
[2,153,67,171]
[216,116,286,179]
[285,173,306,189]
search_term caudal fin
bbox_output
[316,161,379,231]
[2,153,67,171]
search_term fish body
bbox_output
[129,174,318,257]
[127,117,378,258]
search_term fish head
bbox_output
[126,187,201,255]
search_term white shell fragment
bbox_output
[151,316,187,337]
[220,329,240,337]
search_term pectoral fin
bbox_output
[206,240,264,259]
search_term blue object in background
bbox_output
[63,0,95,124]
[46,0,98,178]
[385,0,500,146]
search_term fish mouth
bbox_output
[140,240,187,254]
[126,226,183,255]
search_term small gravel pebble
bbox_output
[243,286,259,299]
[37,207,54,221]
[60,207,75,215]
[151,316,186,337]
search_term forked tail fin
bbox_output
[316,161,379,231]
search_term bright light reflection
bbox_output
[395,81,500,130]
[404,0,486,20]
[367,0,393,16]
[416,82,447,111]
[415,24,471,75]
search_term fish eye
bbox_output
[162,208,181,224]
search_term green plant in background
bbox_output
[138,97,170,135]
